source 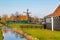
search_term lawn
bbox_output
[22,28,60,40]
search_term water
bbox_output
[3,31,26,40]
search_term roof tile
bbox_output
[46,5,60,17]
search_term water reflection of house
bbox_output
[45,5,60,31]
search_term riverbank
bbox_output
[7,24,42,40]
[2,26,39,40]
[7,24,60,40]
[0,29,3,40]
[22,28,60,40]
[12,28,39,40]
[3,29,26,40]
[0,23,3,40]
[6,24,60,40]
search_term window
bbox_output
[59,16,60,19]
[46,18,51,23]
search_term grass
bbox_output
[22,28,60,40]
[0,29,3,40]
[0,23,4,40]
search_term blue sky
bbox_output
[0,0,60,18]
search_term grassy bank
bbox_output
[0,23,3,40]
[8,24,60,40]
[22,28,60,40]
[0,29,3,40]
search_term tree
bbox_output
[1,14,8,25]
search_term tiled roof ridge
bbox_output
[45,4,60,17]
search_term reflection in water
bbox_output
[3,31,26,40]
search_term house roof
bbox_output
[18,15,28,20]
[7,15,28,20]
[46,5,60,17]
[7,16,15,20]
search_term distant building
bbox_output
[18,15,28,20]
[45,5,60,31]
[7,15,15,21]
[7,14,28,21]
[30,17,41,24]
[7,14,28,23]
[7,14,41,24]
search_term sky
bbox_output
[0,0,60,18]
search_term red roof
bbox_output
[7,16,15,20]
[18,15,28,20]
[46,5,60,17]
[7,15,28,20]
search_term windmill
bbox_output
[15,12,19,23]
[23,9,31,23]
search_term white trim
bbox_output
[51,17,54,31]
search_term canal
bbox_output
[2,28,26,40]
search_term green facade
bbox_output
[18,20,28,24]
[6,20,28,24]
[6,20,12,24]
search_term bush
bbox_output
[20,24,43,29]
[8,24,44,29]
